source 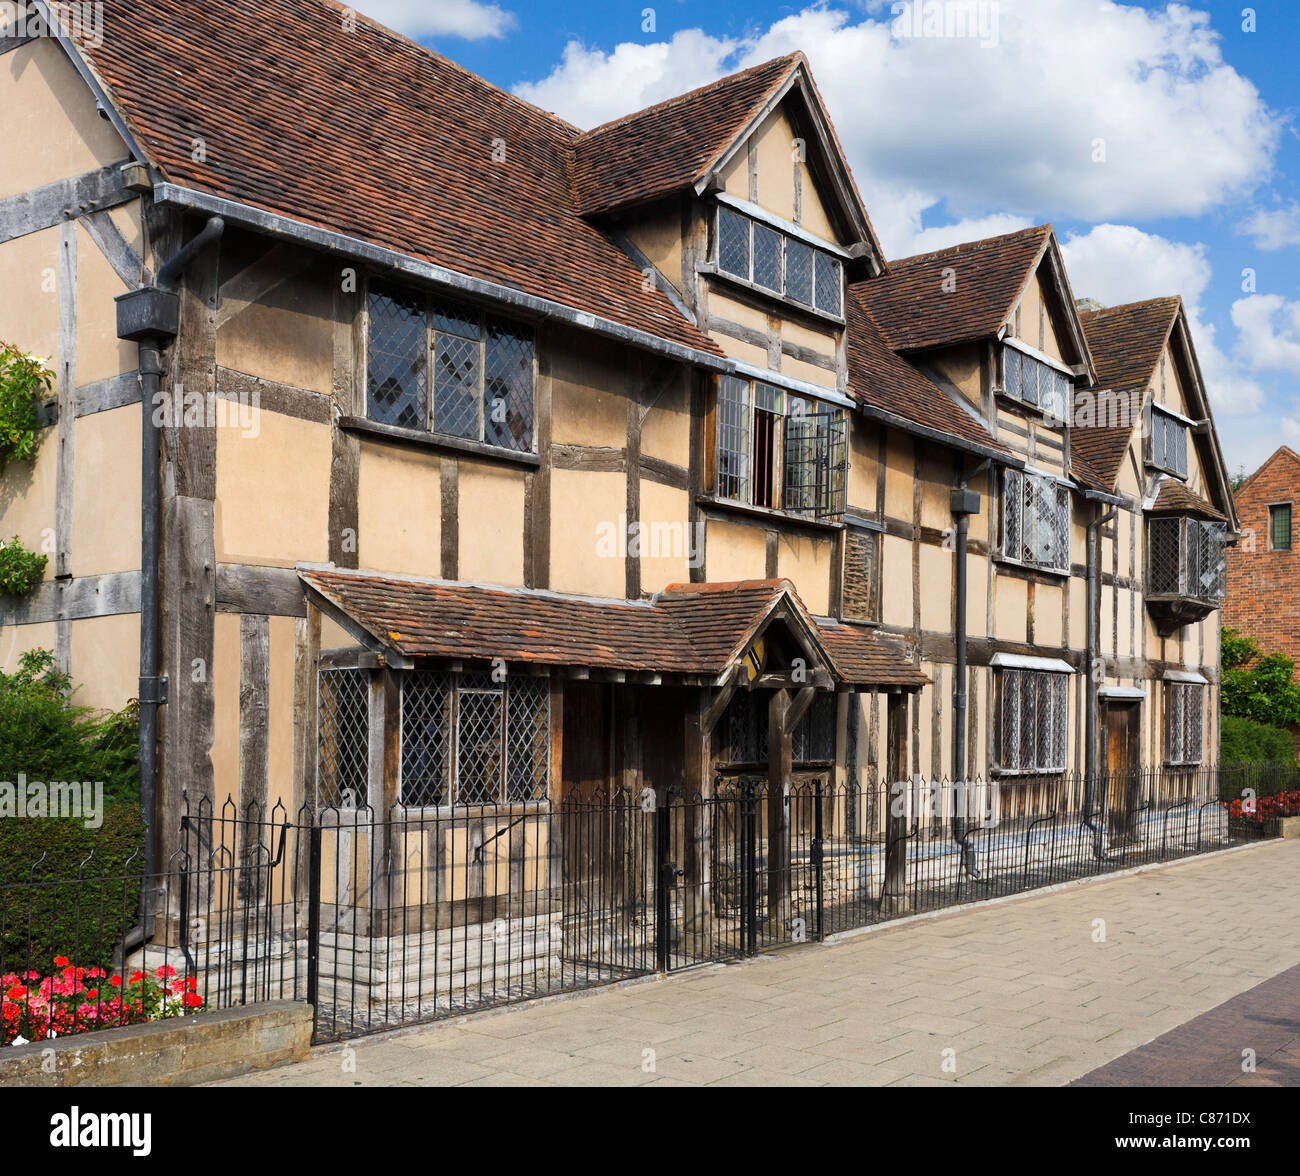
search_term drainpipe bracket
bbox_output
[139,675,169,706]
[950,488,981,516]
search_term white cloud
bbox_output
[514,0,1279,257]
[1239,202,1300,251]
[354,0,515,41]
[1232,295,1300,375]
[906,213,1034,256]
[1062,224,1264,417]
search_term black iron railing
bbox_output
[2,765,1296,1047]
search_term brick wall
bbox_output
[1224,447,1300,675]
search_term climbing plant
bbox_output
[0,536,47,596]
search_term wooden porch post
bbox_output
[683,688,712,939]
[767,687,792,931]
[883,691,910,913]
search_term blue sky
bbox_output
[360,0,1300,476]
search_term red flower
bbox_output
[52,956,68,968]
[183,992,203,1008]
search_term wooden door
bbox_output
[1104,701,1141,845]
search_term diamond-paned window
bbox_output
[998,668,1067,774]
[484,321,535,452]
[399,671,550,807]
[367,284,428,430]
[786,239,813,305]
[1148,516,1225,601]
[367,280,535,452]
[400,671,451,806]
[714,206,843,316]
[753,224,783,292]
[814,252,842,316]
[1165,681,1204,766]
[1003,344,1070,423]
[1003,469,1070,572]
[317,668,370,808]
[718,208,751,279]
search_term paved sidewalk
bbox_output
[211,839,1300,1087]
[1072,961,1300,1087]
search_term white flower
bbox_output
[12,1035,28,1046]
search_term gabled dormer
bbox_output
[571,55,887,527]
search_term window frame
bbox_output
[1269,502,1293,552]
[1146,515,1227,602]
[840,522,882,624]
[713,375,848,520]
[712,205,844,319]
[364,276,539,457]
[1163,681,1205,767]
[1000,468,1071,575]
[999,342,1072,426]
[994,667,1069,776]
[398,670,551,811]
[1147,405,1190,479]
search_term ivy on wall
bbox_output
[0,340,54,465]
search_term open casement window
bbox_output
[399,671,549,807]
[366,279,535,453]
[1002,469,1070,573]
[1164,682,1204,766]
[841,525,880,623]
[715,377,847,519]
[714,205,843,316]
[1147,406,1189,478]
[1147,517,1226,602]
[1002,345,1071,424]
[996,668,1068,775]
[316,668,370,809]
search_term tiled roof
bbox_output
[300,570,927,689]
[845,289,1011,459]
[570,56,803,216]
[1150,478,1227,522]
[1079,298,1179,392]
[855,226,1052,353]
[1073,298,1181,490]
[71,0,722,358]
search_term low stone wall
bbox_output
[0,1000,311,1087]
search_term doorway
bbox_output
[1103,700,1141,846]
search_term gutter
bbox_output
[1083,501,1119,861]
[114,215,226,960]
[152,184,733,375]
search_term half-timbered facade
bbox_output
[1,1,1238,893]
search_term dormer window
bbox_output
[1001,343,1071,424]
[1148,405,1189,478]
[715,205,843,316]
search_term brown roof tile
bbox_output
[855,226,1051,352]
[73,0,722,359]
[570,55,802,216]
[1150,478,1227,522]
[1073,298,1181,489]
[300,571,927,688]
[845,290,1010,459]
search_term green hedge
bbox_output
[1221,715,1297,765]
[0,801,145,972]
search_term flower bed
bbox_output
[2,959,204,1047]
[1224,789,1300,827]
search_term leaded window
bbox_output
[997,669,1068,774]
[1149,406,1189,478]
[400,671,549,807]
[1147,517,1226,601]
[366,281,535,452]
[1002,345,1070,424]
[1165,682,1204,766]
[317,668,370,808]
[715,378,847,519]
[714,205,844,316]
[1003,469,1070,573]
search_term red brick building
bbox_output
[1224,446,1300,671]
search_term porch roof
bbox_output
[298,568,927,690]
